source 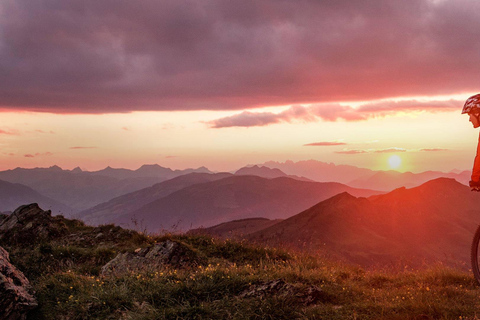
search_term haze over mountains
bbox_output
[0,165,213,214]
[200,178,480,268]
[2,160,479,269]
[0,160,472,237]
[77,174,380,232]
[261,160,470,190]
[0,179,72,215]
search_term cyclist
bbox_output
[462,93,480,191]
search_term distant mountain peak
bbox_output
[136,164,172,173]
[71,167,83,173]
[48,165,62,171]
[138,164,163,169]
[235,165,286,178]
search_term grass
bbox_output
[3,221,480,319]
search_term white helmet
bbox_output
[462,94,480,114]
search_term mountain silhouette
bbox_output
[0,179,72,215]
[247,178,480,267]
[104,175,380,232]
[0,165,214,213]
[234,165,312,181]
[77,172,232,226]
[348,170,470,191]
[189,217,283,239]
[261,160,470,189]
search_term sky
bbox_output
[1,0,480,173]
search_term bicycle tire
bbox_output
[471,225,480,285]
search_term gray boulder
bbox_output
[0,203,68,246]
[0,246,37,319]
[101,240,204,276]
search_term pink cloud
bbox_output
[34,130,55,134]
[335,150,368,154]
[304,141,347,146]
[374,148,407,153]
[336,147,406,154]
[0,1,479,113]
[70,146,97,149]
[420,148,449,152]
[208,99,461,128]
[0,129,19,135]
[24,152,53,158]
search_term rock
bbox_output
[101,240,204,276]
[0,246,37,319]
[239,279,326,306]
[0,203,68,246]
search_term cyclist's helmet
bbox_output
[462,93,480,114]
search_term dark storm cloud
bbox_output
[1,0,479,113]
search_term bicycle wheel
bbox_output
[471,225,480,285]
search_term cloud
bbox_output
[208,105,313,128]
[0,129,19,135]
[34,129,55,134]
[1,0,479,113]
[419,148,449,152]
[69,146,97,149]
[336,147,406,154]
[24,152,53,158]
[335,150,368,154]
[208,99,459,128]
[374,147,407,153]
[304,141,347,146]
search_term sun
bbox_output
[388,155,402,169]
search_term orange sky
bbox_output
[1,1,479,173]
[0,95,476,173]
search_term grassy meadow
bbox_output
[3,219,480,320]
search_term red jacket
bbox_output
[473,132,480,182]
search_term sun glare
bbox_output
[388,155,402,169]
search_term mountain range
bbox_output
[76,174,381,232]
[0,165,213,213]
[0,160,472,225]
[261,160,470,190]
[233,178,480,267]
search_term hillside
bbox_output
[348,169,470,191]
[0,179,72,215]
[248,178,480,267]
[189,217,282,239]
[77,172,233,226]
[103,175,381,232]
[2,203,480,319]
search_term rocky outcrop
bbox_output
[240,279,327,306]
[0,203,68,246]
[0,246,37,319]
[101,240,205,276]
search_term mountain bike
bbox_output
[472,224,480,285]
